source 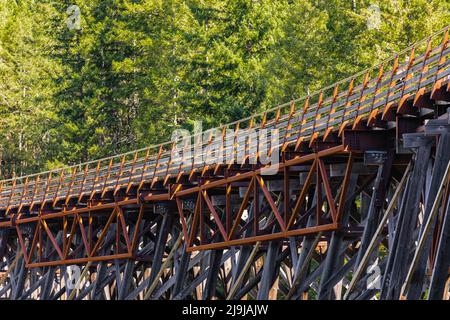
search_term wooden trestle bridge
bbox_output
[1,27,450,300]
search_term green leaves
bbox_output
[0,0,449,178]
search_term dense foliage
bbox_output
[0,0,449,178]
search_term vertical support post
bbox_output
[355,150,392,267]
[172,243,192,298]
[381,135,432,299]
[256,238,281,299]
[428,196,450,299]
[202,249,224,299]
[406,132,450,299]
[318,173,358,299]
[148,209,174,287]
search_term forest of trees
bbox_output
[0,0,449,179]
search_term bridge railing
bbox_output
[0,26,449,213]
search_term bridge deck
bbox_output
[0,28,449,218]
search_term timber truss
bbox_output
[1,27,450,300]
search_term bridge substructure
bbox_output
[0,28,450,300]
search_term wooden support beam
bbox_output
[428,196,450,299]
[381,136,432,299]
[404,133,450,299]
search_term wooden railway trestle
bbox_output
[0,27,450,300]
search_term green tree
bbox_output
[264,0,450,105]
[173,0,288,127]
[0,0,449,179]
[0,0,61,177]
